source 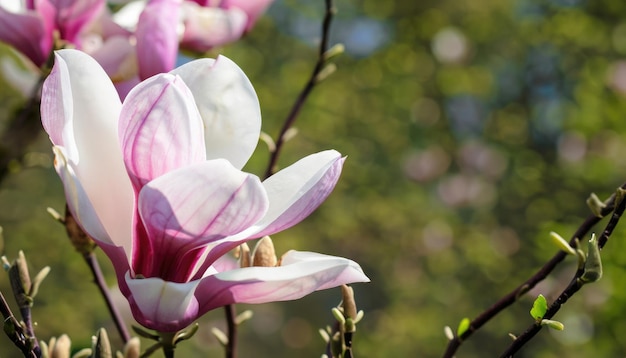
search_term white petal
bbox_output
[170,55,261,169]
[41,49,134,250]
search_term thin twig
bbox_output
[0,289,38,357]
[442,186,624,357]
[263,0,337,179]
[499,188,626,357]
[83,251,131,344]
[224,305,237,358]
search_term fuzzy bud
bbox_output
[252,237,278,267]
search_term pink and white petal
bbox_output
[0,8,51,66]
[135,0,180,79]
[41,49,134,250]
[125,273,200,332]
[247,150,345,238]
[180,4,246,51]
[194,250,369,312]
[170,55,260,170]
[88,35,136,82]
[120,73,205,189]
[52,0,105,44]
[219,0,274,31]
[53,146,111,245]
[137,160,268,279]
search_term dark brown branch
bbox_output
[442,186,624,357]
[83,251,131,344]
[0,290,38,357]
[263,0,337,179]
[499,188,626,357]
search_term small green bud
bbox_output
[549,231,576,255]
[259,132,276,153]
[586,193,606,218]
[281,127,299,143]
[331,307,346,325]
[174,323,199,344]
[541,319,565,331]
[235,310,254,325]
[210,327,228,347]
[121,337,140,358]
[581,234,602,283]
[323,43,345,61]
[93,328,111,358]
[50,334,71,358]
[315,63,337,83]
[319,328,331,343]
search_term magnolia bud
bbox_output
[252,237,278,267]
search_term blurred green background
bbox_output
[3,0,626,356]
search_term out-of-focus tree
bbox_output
[3,0,626,357]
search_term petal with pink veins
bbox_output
[170,55,260,170]
[137,159,268,280]
[119,73,205,190]
[195,250,369,312]
[248,150,345,238]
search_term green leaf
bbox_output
[530,294,548,321]
[457,317,470,337]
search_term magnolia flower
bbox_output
[0,0,104,67]
[81,0,273,98]
[41,49,368,332]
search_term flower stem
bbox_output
[224,304,237,358]
[159,332,176,358]
[83,251,131,344]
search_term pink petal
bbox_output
[170,55,261,169]
[195,250,369,312]
[125,273,200,332]
[87,35,136,81]
[250,150,345,238]
[119,73,206,191]
[51,0,105,44]
[180,3,247,51]
[136,159,268,281]
[135,0,180,79]
[220,0,274,31]
[0,7,51,66]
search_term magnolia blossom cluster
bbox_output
[0,0,273,97]
[40,49,368,332]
